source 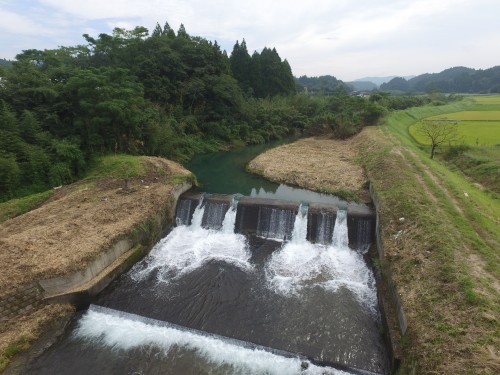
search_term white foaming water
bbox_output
[290,204,308,244]
[332,210,349,248]
[132,205,251,283]
[221,201,237,234]
[76,308,349,375]
[190,199,205,229]
[266,209,377,314]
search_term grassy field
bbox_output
[0,190,53,224]
[473,94,500,104]
[363,99,499,374]
[409,120,500,146]
[427,110,500,121]
[409,96,500,146]
[406,96,500,193]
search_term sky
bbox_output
[0,0,499,81]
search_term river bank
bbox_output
[0,156,193,372]
[248,136,370,203]
[248,122,499,374]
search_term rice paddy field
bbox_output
[410,95,500,146]
[407,95,500,194]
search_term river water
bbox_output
[24,142,388,375]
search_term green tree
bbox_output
[230,40,252,93]
[64,67,149,153]
[0,154,21,196]
[417,121,460,159]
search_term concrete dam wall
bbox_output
[176,192,375,249]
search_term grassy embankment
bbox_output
[0,154,193,372]
[0,154,195,225]
[359,96,499,374]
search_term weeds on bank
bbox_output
[0,336,30,372]
[85,154,145,180]
[365,98,499,373]
[0,190,53,223]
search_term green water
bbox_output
[186,142,281,196]
[185,140,350,207]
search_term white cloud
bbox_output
[0,9,47,35]
[1,0,499,79]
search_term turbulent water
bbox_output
[26,200,387,375]
[71,306,351,375]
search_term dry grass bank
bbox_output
[248,137,370,202]
[0,156,192,372]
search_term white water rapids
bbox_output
[75,307,351,375]
[79,201,380,374]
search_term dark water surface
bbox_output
[23,141,388,375]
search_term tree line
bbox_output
[0,21,434,201]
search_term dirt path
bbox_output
[383,131,500,300]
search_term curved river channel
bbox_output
[24,142,389,375]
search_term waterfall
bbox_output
[76,306,344,375]
[202,200,229,230]
[315,211,336,245]
[332,210,348,248]
[256,206,296,241]
[189,199,205,230]
[221,198,238,233]
[290,204,308,244]
[175,198,194,226]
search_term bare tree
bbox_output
[417,121,460,159]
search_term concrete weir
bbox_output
[177,193,376,248]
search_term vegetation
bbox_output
[407,96,500,193]
[360,99,499,374]
[380,66,500,93]
[0,58,12,69]
[84,154,146,180]
[2,21,428,202]
[295,75,349,95]
[414,120,460,158]
[0,190,53,223]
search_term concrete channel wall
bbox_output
[370,182,407,372]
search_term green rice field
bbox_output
[410,95,500,146]
[427,111,500,121]
[410,121,500,145]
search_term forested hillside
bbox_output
[0,21,440,201]
[295,75,349,94]
[380,66,500,93]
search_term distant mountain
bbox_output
[379,66,500,93]
[346,81,378,91]
[354,75,416,86]
[295,75,350,94]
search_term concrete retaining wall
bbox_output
[235,197,299,236]
[370,183,407,372]
[0,284,45,322]
[1,181,192,321]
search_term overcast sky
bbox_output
[1,0,498,81]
